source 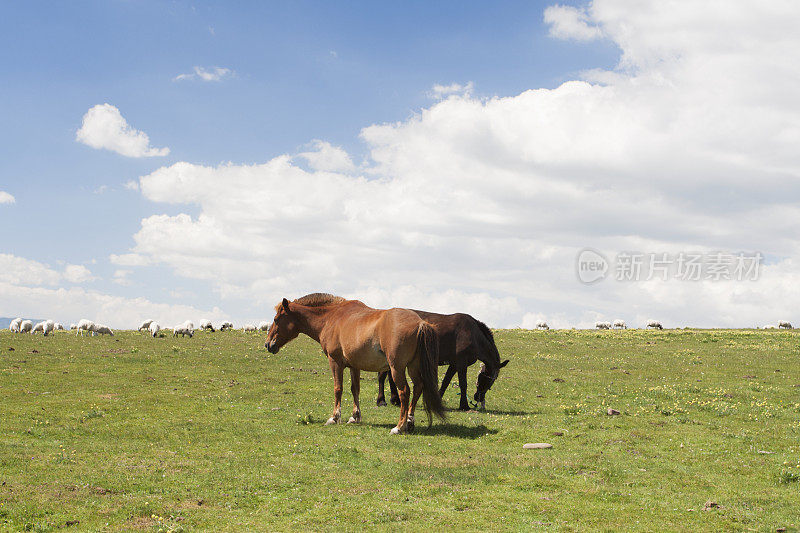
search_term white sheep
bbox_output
[19,320,33,333]
[778,321,792,329]
[647,320,663,330]
[242,324,256,332]
[182,320,195,330]
[92,324,114,336]
[32,320,54,336]
[613,319,627,329]
[220,321,233,331]
[149,322,161,337]
[70,323,77,330]
[76,319,95,336]
[31,321,45,334]
[258,320,270,331]
[173,324,193,338]
[536,320,550,330]
[54,323,64,331]
[138,319,154,332]
[595,321,612,330]
[9,318,22,333]
[199,319,215,332]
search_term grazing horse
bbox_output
[377,311,509,411]
[265,293,445,434]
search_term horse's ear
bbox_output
[499,359,509,368]
[281,298,290,312]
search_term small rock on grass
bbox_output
[607,408,620,415]
[523,443,553,449]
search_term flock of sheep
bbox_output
[534,319,793,331]
[8,316,795,337]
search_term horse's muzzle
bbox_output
[266,339,279,353]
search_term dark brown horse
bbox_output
[377,310,509,410]
[265,293,445,434]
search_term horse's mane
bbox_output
[292,292,346,307]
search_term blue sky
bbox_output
[2,1,798,328]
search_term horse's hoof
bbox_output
[325,417,339,425]
[347,416,360,424]
[390,426,403,435]
[390,398,401,406]
[376,399,387,407]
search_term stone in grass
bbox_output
[523,443,553,449]
[607,408,621,415]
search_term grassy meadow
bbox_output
[1,328,799,531]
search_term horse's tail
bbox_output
[417,322,446,425]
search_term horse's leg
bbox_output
[326,357,343,425]
[389,367,410,435]
[376,370,387,406]
[406,363,424,432]
[388,371,400,406]
[457,365,470,410]
[439,364,457,398]
[348,368,361,424]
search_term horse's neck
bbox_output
[295,306,332,343]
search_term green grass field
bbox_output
[1,328,799,531]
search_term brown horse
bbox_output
[265,293,445,434]
[377,310,509,410]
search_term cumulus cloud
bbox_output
[0,191,14,204]
[543,5,602,41]
[76,104,170,158]
[63,264,95,283]
[296,140,356,173]
[0,281,226,329]
[174,66,232,82]
[117,1,800,328]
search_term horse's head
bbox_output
[265,298,301,353]
[473,359,509,409]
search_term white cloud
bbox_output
[76,104,170,158]
[430,82,474,99]
[0,281,226,329]
[296,140,356,173]
[118,1,800,328]
[0,191,14,204]
[63,264,95,283]
[174,66,232,82]
[112,269,132,286]
[110,253,151,267]
[543,5,602,41]
[124,180,139,191]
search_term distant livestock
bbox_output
[613,319,627,329]
[243,324,256,332]
[173,324,193,338]
[93,324,113,336]
[9,318,22,332]
[149,322,161,337]
[70,323,77,330]
[19,320,33,333]
[595,321,612,330]
[199,319,215,332]
[182,321,195,330]
[76,319,95,336]
[535,321,550,330]
[763,324,777,329]
[647,320,663,330]
[54,323,64,331]
[220,321,233,331]
[138,319,154,332]
[778,321,792,329]
[32,320,55,335]
[258,321,270,331]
